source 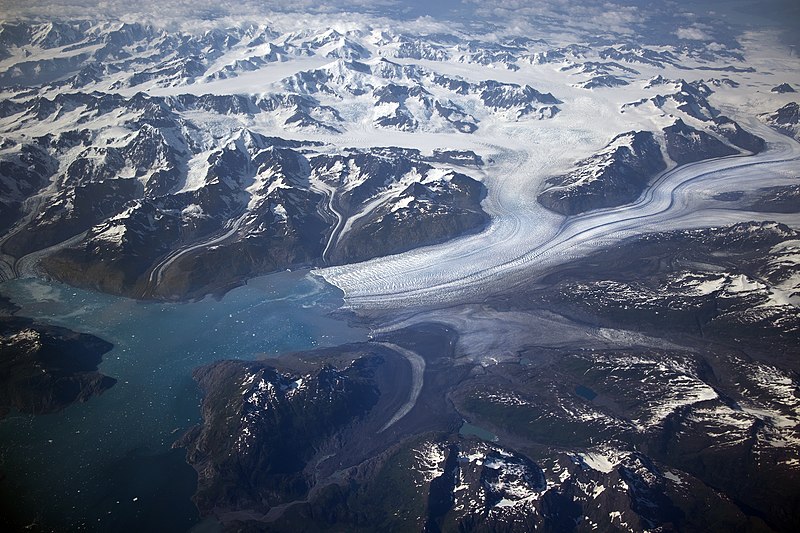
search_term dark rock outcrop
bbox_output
[760,102,800,140]
[332,171,489,264]
[710,115,765,154]
[177,356,381,514]
[0,143,56,233]
[663,119,739,165]
[747,184,800,213]
[771,83,796,94]
[577,74,629,89]
[538,131,666,215]
[0,316,116,418]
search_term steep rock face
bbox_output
[153,187,329,300]
[0,316,116,418]
[332,171,488,264]
[310,148,488,265]
[663,119,739,165]
[36,138,489,299]
[0,77,492,300]
[377,34,449,61]
[576,74,629,89]
[600,44,679,67]
[538,131,666,215]
[4,178,139,258]
[760,102,800,140]
[0,142,57,233]
[42,199,183,296]
[426,149,484,167]
[266,433,748,532]
[529,221,800,363]
[771,83,796,94]
[710,115,765,153]
[311,148,419,211]
[177,355,381,515]
[1,91,191,258]
[624,79,718,120]
[667,80,717,121]
[476,80,561,119]
[372,84,422,131]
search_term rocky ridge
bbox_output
[0,309,116,418]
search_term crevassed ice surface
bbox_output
[317,119,800,309]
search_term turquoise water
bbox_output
[459,421,499,443]
[0,271,368,531]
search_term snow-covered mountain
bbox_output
[538,130,666,215]
[760,102,800,141]
[1,19,788,299]
[1,15,799,533]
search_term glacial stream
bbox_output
[0,271,368,531]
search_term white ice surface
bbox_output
[316,119,800,310]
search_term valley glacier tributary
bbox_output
[318,120,800,309]
[1,114,798,532]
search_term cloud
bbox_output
[0,0,403,23]
[462,0,645,35]
[675,26,711,41]
[0,0,409,23]
[0,0,776,49]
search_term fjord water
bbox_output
[0,271,368,531]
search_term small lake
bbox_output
[574,384,598,401]
[459,420,499,443]
[0,270,368,532]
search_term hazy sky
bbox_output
[0,0,797,45]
